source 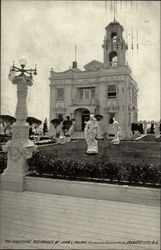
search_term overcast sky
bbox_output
[1,0,160,124]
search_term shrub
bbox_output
[1,149,160,188]
[0,134,12,143]
[0,153,7,174]
[27,150,161,187]
[27,151,54,177]
[140,163,161,186]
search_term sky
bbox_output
[1,0,160,125]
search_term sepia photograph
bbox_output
[0,0,160,249]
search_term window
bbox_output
[108,113,115,124]
[108,85,116,98]
[109,51,118,66]
[111,32,117,43]
[112,56,118,66]
[85,90,90,99]
[57,88,64,99]
[79,88,83,99]
[78,87,95,99]
[91,87,95,98]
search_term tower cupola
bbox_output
[102,20,127,67]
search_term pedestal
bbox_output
[0,139,37,192]
[65,136,71,143]
[56,136,66,144]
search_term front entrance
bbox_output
[82,110,90,131]
[74,108,90,131]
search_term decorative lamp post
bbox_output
[1,59,37,191]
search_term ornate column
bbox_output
[0,60,37,191]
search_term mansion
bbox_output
[49,20,138,138]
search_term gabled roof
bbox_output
[84,60,103,71]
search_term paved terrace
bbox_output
[0,191,160,250]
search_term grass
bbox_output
[38,140,161,164]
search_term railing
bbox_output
[109,62,117,67]
[72,98,98,105]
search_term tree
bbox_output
[26,117,42,127]
[50,118,62,128]
[26,117,42,135]
[43,118,48,135]
[0,115,16,134]
[50,118,62,137]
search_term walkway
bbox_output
[0,191,160,249]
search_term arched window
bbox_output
[111,32,117,43]
[109,51,118,66]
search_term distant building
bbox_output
[49,20,138,138]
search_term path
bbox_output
[0,191,160,249]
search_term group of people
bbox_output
[131,121,161,135]
[84,114,120,154]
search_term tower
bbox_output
[102,21,128,67]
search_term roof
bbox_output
[84,60,103,71]
[108,20,120,26]
[105,20,123,30]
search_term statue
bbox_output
[68,119,75,136]
[84,114,98,154]
[65,119,75,142]
[62,116,73,142]
[56,121,64,137]
[56,121,66,144]
[111,117,120,144]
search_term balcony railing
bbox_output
[109,62,117,67]
[72,98,98,106]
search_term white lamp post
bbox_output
[1,59,37,191]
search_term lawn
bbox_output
[38,140,161,164]
[1,140,160,187]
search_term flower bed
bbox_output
[139,134,161,142]
[1,150,160,188]
[27,151,161,188]
[35,139,56,145]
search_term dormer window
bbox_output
[111,32,117,43]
